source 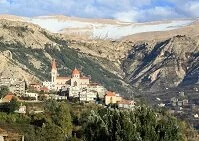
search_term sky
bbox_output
[0,0,199,22]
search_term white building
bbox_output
[15,104,26,114]
[118,100,135,109]
[87,83,106,98]
[42,81,53,90]
[43,59,107,101]
[0,77,25,95]
[49,94,67,100]
[43,59,89,91]
[24,92,38,101]
[79,90,97,102]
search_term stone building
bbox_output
[50,59,90,91]
[43,59,106,100]
[104,91,122,105]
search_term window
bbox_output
[74,81,77,86]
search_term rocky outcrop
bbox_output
[123,35,199,91]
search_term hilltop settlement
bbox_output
[0,59,135,109]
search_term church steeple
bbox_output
[51,59,57,84]
[52,59,57,70]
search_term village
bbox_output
[0,59,135,114]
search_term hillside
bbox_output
[0,18,134,96]
[0,14,199,94]
[123,35,199,91]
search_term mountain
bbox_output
[0,15,196,40]
[0,17,134,96]
[0,14,199,94]
[123,35,199,91]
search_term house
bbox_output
[40,87,49,93]
[2,93,19,103]
[42,81,53,90]
[23,92,38,101]
[79,90,97,102]
[15,104,26,114]
[118,100,135,109]
[0,77,25,95]
[182,99,188,105]
[104,91,122,105]
[48,94,67,100]
[29,83,41,92]
[87,83,106,98]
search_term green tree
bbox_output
[45,100,73,138]
[0,85,9,98]
[84,106,184,141]
[44,99,59,115]
[53,102,73,138]
[36,123,65,141]
[8,97,20,113]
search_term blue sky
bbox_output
[0,0,199,22]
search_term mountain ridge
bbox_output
[0,14,196,40]
[0,14,199,94]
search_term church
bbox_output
[43,59,106,101]
[50,59,90,90]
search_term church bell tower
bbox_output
[51,59,57,84]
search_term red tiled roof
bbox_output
[72,68,80,75]
[40,87,49,91]
[2,94,19,102]
[105,91,116,96]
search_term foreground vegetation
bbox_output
[0,100,198,141]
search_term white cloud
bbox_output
[183,1,199,17]
[113,9,140,22]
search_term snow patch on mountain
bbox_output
[26,17,194,39]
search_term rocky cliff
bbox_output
[123,35,199,91]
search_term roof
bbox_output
[105,91,116,96]
[72,68,80,75]
[40,87,49,91]
[57,77,71,80]
[51,59,57,70]
[2,94,18,102]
